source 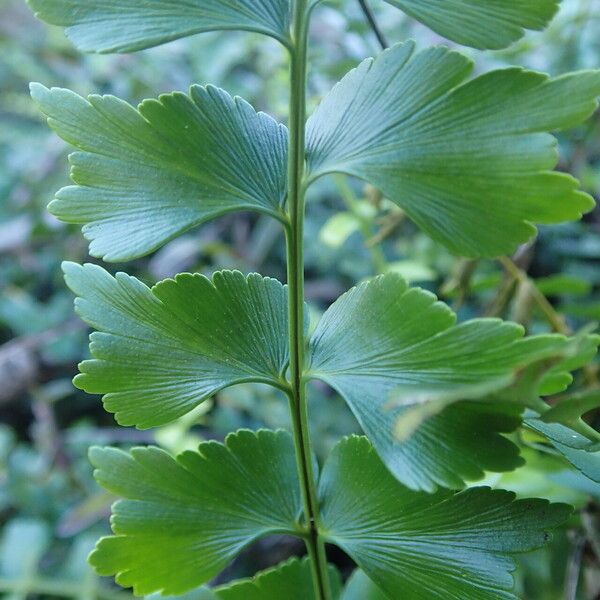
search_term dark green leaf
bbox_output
[308,272,569,490]
[525,414,600,483]
[390,402,527,491]
[64,263,289,428]
[526,413,599,452]
[306,42,600,257]
[319,436,571,600]
[27,0,291,52]
[89,430,301,595]
[385,0,559,49]
[31,84,288,261]
[214,558,341,599]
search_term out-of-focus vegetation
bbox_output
[1,0,600,598]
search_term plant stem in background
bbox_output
[357,0,389,49]
[285,2,332,599]
[498,256,570,334]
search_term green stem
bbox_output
[285,2,332,599]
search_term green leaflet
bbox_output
[308,272,588,491]
[89,430,301,596]
[319,436,571,600]
[214,558,341,599]
[385,0,559,50]
[27,0,291,52]
[306,42,600,257]
[63,263,289,428]
[92,431,569,599]
[67,261,596,490]
[31,84,288,261]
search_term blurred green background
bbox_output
[1,0,600,598]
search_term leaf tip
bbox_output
[29,81,48,101]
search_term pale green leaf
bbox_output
[89,430,301,596]
[214,558,341,599]
[319,212,360,249]
[64,263,289,428]
[0,519,49,580]
[385,260,436,283]
[31,83,288,261]
[537,328,600,396]
[385,0,559,49]
[308,272,569,490]
[341,571,388,600]
[319,436,571,600]
[541,389,600,424]
[27,0,291,52]
[306,42,600,257]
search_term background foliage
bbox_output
[1,0,600,598]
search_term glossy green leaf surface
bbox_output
[214,558,341,599]
[319,436,571,600]
[89,430,301,596]
[31,84,288,261]
[385,0,559,49]
[27,0,291,52]
[308,272,570,491]
[64,263,289,428]
[306,42,600,257]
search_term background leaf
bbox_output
[89,430,301,596]
[64,263,290,428]
[319,436,571,600]
[306,42,600,257]
[27,0,292,52]
[385,0,560,49]
[341,570,388,600]
[31,83,288,261]
[214,558,341,599]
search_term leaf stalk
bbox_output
[285,2,332,599]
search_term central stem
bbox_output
[285,2,331,599]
